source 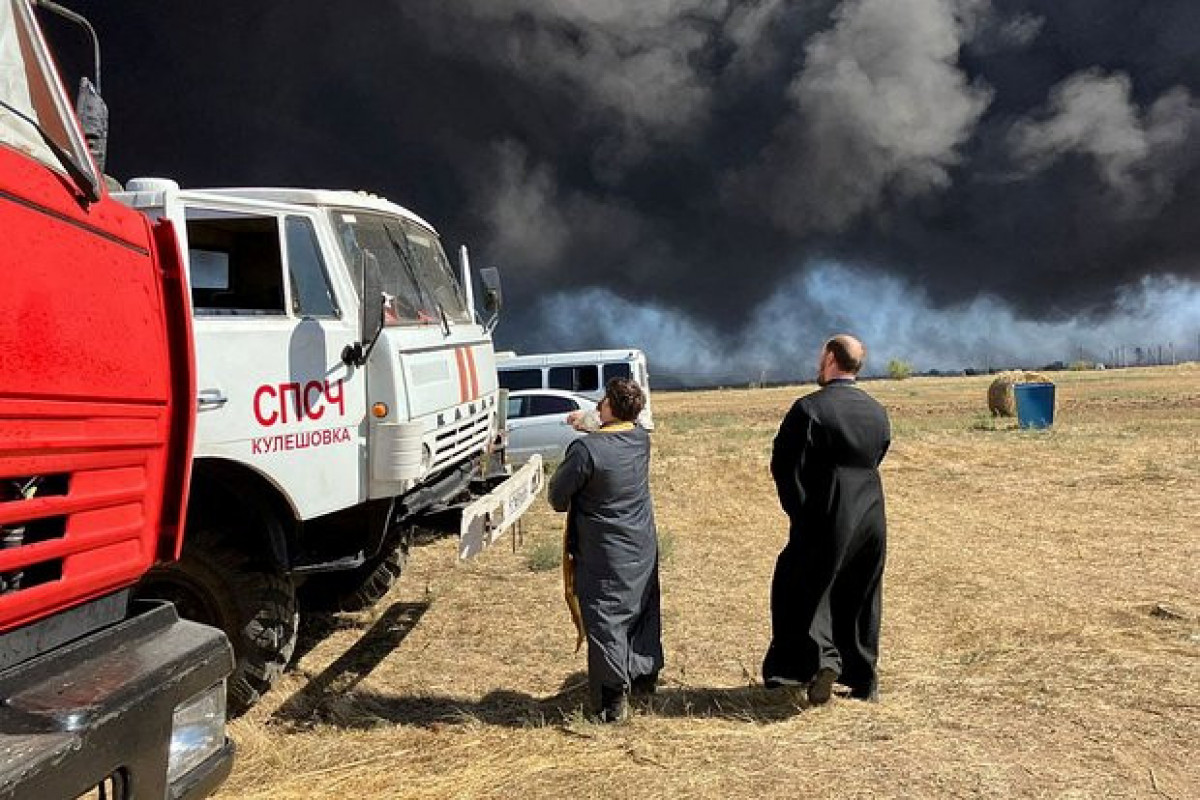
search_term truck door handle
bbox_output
[197,389,228,410]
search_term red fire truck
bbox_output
[0,1,233,797]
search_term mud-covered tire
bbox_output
[299,543,407,613]
[135,530,298,716]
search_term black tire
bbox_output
[135,529,298,716]
[299,542,407,613]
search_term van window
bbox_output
[186,212,285,315]
[499,369,543,391]
[603,362,633,383]
[285,216,339,318]
[549,365,599,393]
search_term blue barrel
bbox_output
[1014,382,1055,429]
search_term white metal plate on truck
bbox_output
[458,455,544,560]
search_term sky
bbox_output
[53,0,1200,381]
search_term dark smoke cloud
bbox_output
[725,0,994,236]
[59,0,1200,379]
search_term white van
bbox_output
[496,349,655,430]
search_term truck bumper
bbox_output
[458,454,543,559]
[0,598,234,800]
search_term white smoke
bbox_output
[994,12,1043,48]
[1009,70,1200,217]
[525,267,1200,382]
[969,9,1044,53]
[474,141,652,273]
[723,0,791,77]
[726,0,993,234]
[479,143,571,271]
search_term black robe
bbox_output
[548,425,663,709]
[763,379,891,697]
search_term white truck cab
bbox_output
[115,179,542,712]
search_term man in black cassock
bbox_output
[763,334,891,704]
[549,378,663,723]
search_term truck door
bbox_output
[181,204,365,519]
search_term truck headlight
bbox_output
[167,681,227,784]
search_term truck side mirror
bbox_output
[479,267,502,313]
[75,77,108,174]
[478,267,502,334]
[343,251,387,367]
[34,0,103,202]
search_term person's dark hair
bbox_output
[604,377,644,422]
[825,335,865,374]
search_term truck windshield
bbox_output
[0,0,92,179]
[331,210,470,326]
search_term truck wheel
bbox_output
[299,542,407,613]
[135,531,298,716]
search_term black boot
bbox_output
[807,667,838,706]
[596,685,629,723]
[630,672,659,697]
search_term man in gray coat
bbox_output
[549,378,663,723]
[763,334,891,704]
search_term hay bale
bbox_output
[987,371,1053,417]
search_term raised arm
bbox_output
[548,439,594,512]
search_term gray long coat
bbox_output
[548,425,663,707]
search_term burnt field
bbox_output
[217,365,1198,799]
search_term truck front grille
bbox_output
[1,475,69,596]
[429,407,492,474]
[0,398,163,632]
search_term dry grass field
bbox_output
[218,365,1198,799]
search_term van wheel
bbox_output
[299,542,407,613]
[135,529,298,716]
